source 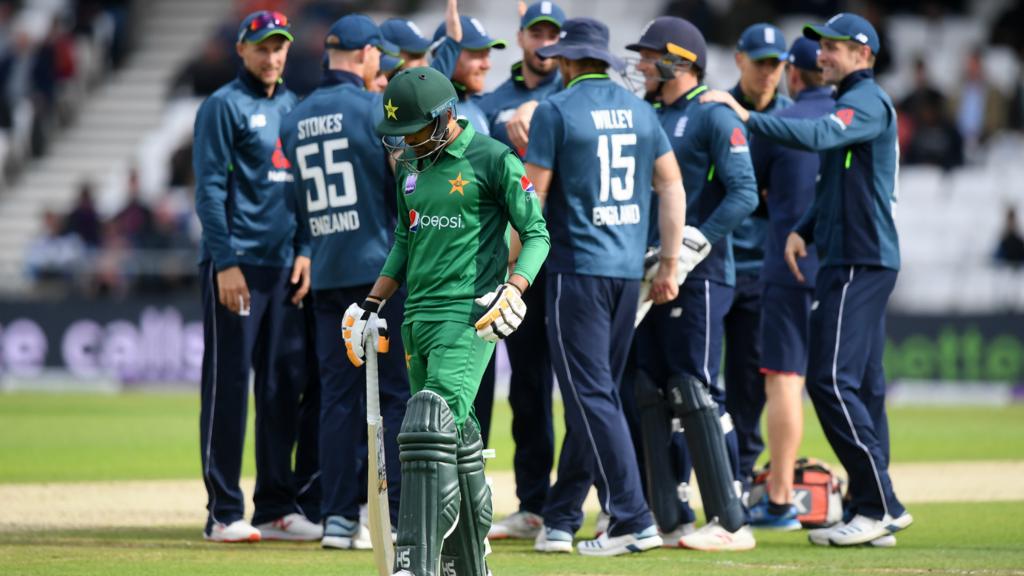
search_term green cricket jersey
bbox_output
[381,120,550,324]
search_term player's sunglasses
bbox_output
[250,11,289,32]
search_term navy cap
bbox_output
[625,16,706,70]
[325,14,382,50]
[380,39,404,74]
[521,1,566,30]
[237,10,293,44]
[787,37,820,71]
[737,23,787,61]
[536,17,624,71]
[433,16,508,51]
[381,18,432,55]
[804,12,880,54]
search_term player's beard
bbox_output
[524,55,554,79]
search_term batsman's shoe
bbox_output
[679,521,756,552]
[488,510,543,540]
[578,524,662,557]
[749,497,802,531]
[256,513,323,541]
[659,521,696,548]
[594,511,610,537]
[869,534,897,547]
[321,516,372,550]
[534,526,573,553]
[828,513,913,547]
[204,519,261,543]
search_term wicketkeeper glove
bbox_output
[342,299,390,367]
[474,283,526,342]
[635,247,661,326]
[680,225,711,275]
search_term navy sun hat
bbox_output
[324,14,382,50]
[521,1,566,30]
[625,16,706,70]
[381,18,432,54]
[804,12,880,54]
[237,10,293,44]
[788,36,821,71]
[737,23,787,61]
[536,17,624,71]
[433,16,508,51]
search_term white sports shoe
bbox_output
[322,515,373,550]
[679,521,756,552]
[808,523,839,546]
[534,526,573,553]
[256,513,323,541]
[594,510,610,537]
[205,519,261,543]
[488,510,543,540]
[660,522,696,548]
[577,524,662,557]
[828,513,913,547]
[869,534,897,547]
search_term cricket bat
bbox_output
[366,321,394,576]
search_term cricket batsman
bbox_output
[343,66,550,576]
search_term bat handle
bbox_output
[366,325,382,422]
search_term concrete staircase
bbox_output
[0,0,232,293]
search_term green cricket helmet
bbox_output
[376,66,458,136]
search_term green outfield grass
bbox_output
[1,393,1023,483]
[1,501,1022,575]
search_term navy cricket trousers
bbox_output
[199,262,307,530]
[543,273,652,537]
[314,286,409,524]
[295,298,322,523]
[634,278,737,524]
[807,265,904,521]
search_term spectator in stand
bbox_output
[899,57,944,118]
[995,207,1024,267]
[137,198,196,293]
[64,181,101,247]
[904,92,963,170]
[172,36,237,97]
[1009,67,1024,132]
[951,48,1007,153]
[25,209,85,283]
[990,0,1024,56]
[112,168,152,246]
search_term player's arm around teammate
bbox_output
[703,13,912,547]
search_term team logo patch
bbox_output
[836,108,855,126]
[404,174,418,195]
[520,175,536,196]
[449,172,470,196]
[271,138,292,169]
[249,114,267,128]
[408,209,420,232]
[729,127,749,153]
[730,127,747,146]
[385,99,399,120]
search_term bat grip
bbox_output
[366,325,382,422]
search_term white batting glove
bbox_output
[474,283,526,342]
[342,300,390,367]
[680,226,711,275]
